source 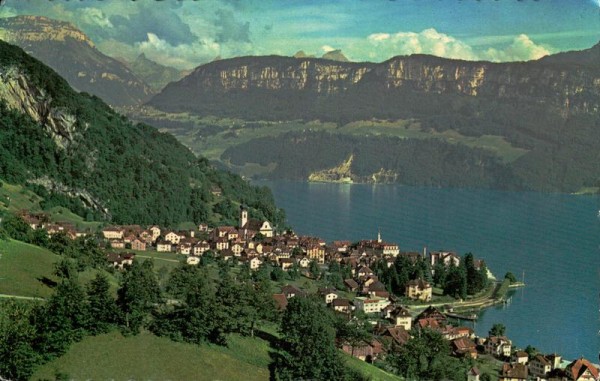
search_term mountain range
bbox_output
[144,43,600,192]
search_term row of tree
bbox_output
[369,252,489,299]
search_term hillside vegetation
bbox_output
[0,40,284,227]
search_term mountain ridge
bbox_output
[0,15,154,106]
[148,42,600,120]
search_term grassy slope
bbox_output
[31,331,272,381]
[0,239,118,298]
[0,239,61,298]
[31,330,403,381]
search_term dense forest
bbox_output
[222,131,521,189]
[0,41,284,227]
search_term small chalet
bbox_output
[512,351,529,365]
[106,252,134,270]
[344,278,359,292]
[341,339,383,362]
[318,288,338,304]
[389,306,412,330]
[356,265,375,279]
[499,363,528,381]
[156,240,172,253]
[332,298,351,313]
[376,325,410,349]
[131,239,146,251]
[406,278,432,301]
[565,358,600,381]
[281,285,305,299]
[272,293,288,311]
[451,337,478,359]
[485,336,512,358]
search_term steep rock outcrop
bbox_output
[0,66,78,149]
[149,44,600,118]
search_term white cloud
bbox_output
[79,8,113,28]
[366,28,477,61]
[136,33,222,69]
[482,34,552,62]
[321,45,336,53]
[361,28,553,63]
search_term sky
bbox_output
[0,0,598,70]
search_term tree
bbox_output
[32,277,90,359]
[504,272,518,283]
[87,273,120,334]
[117,260,161,334]
[274,297,346,380]
[390,328,452,381]
[489,323,506,337]
[524,344,538,359]
[0,300,40,380]
[309,260,321,280]
[151,264,222,345]
[1,214,32,242]
[444,264,467,300]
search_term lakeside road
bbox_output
[405,281,509,314]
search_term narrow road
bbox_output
[0,294,44,301]
[136,255,180,263]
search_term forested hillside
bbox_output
[0,40,284,227]
[222,131,520,189]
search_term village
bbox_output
[17,208,600,381]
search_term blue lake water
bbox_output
[257,180,600,361]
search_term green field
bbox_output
[0,239,61,298]
[0,239,119,298]
[31,331,272,381]
[31,329,403,381]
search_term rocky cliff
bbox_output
[0,16,153,106]
[0,66,78,149]
[149,43,600,118]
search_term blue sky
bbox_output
[1,0,598,69]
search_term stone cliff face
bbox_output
[0,16,153,106]
[183,56,374,94]
[151,45,600,116]
[0,66,79,149]
[0,15,94,47]
[0,63,109,217]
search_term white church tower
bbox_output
[239,207,248,229]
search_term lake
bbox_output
[257,180,600,361]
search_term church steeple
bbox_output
[239,206,248,229]
[377,229,382,243]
